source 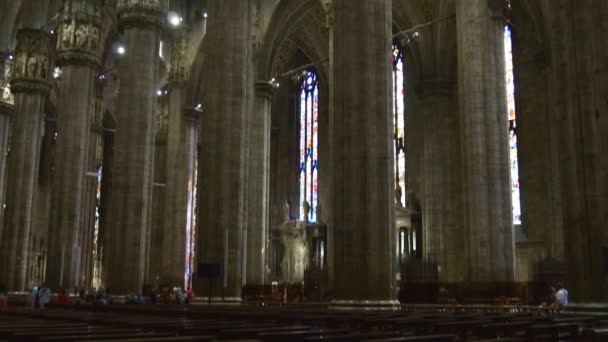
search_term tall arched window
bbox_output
[299,70,319,222]
[504,24,521,225]
[392,45,406,207]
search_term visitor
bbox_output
[0,284,7,308]
[555,282,569,308]
[57,289,69,305]
[150,288,157,304]
[185,287,193,304]
[37,283,51,308]
[76,289,87,304]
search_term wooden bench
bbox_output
[581,327,608,342]
[367,334,458,341]
[526,322,579,341]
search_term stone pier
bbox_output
[158,32,200,288]
[196,0,252,302]
[330,0,397,306]
[105,0,165,294]
[47,0,103,291]
[245,81,273,287]
[0,100,12,244]
[0,28,53,291]
[456,0,514,281]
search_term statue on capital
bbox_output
[282,199,290,223]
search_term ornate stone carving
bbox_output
[169,34,188,85]
[90,80,104,132]
[56,0,104,67]
[251,0,263,49]
[10,29,54,95]
[1,58,14,105]
[117,0,168,29]
[155,99,168,144]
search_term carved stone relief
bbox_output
[11,29,53,82]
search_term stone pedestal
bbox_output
[245,81,273,287]
[330,0,397,306]
[0,28,53,291]
[456,0,514,281]
[195,0,251,302]
[279,221,308,283]
[47,0,103,291]
[105,0,165,294]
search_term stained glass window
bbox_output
[392,45,407,207]
[91,166,102,289]
[185,158,197,288]
[299,70,319,222]
[504,25,522,225]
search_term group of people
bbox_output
[146,287,194,305]
[541,282,569,310]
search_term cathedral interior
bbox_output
[0,0,607,309]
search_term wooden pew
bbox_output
[526,322,579,341]
[580,328,608,342]
[367,334,458,341]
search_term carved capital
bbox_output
[255,80,274,100]
[0,100,14,117]
[10,79,52,95]
[117,0,168,30]
[56,1,104,68]
[182,107,201,124]
[11,29,55,94]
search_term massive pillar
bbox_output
[160,33,199,287]
[196,0,251,302]
[456,0,514,281]
[330,0,396,306]
[47,0,103,291]
[79,82,104,290]
[419,81,465,282]
[0,29,53,291]
[0,98,12,244]
[105,0,165,294]
[245,81,273,286]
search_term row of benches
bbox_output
[1,304,608,341]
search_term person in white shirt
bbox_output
[555,282,568,307]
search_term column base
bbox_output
[329,299,401,311]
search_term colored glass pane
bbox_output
[299,70,319,222]
[504,25,522,225]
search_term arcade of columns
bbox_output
[0,0,606,303]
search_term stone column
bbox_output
[105,0,165,294]
[418,81,465,282]
[330,0,397,306]
[46,0,103,292]
[79,81,104,290]
[0,100,12,243]
[245,81,273,287]
[158,33,200,288]
[196,0,251,302]
[149,102,167,286]
[456,0,514,281]
[0,28,53,291]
